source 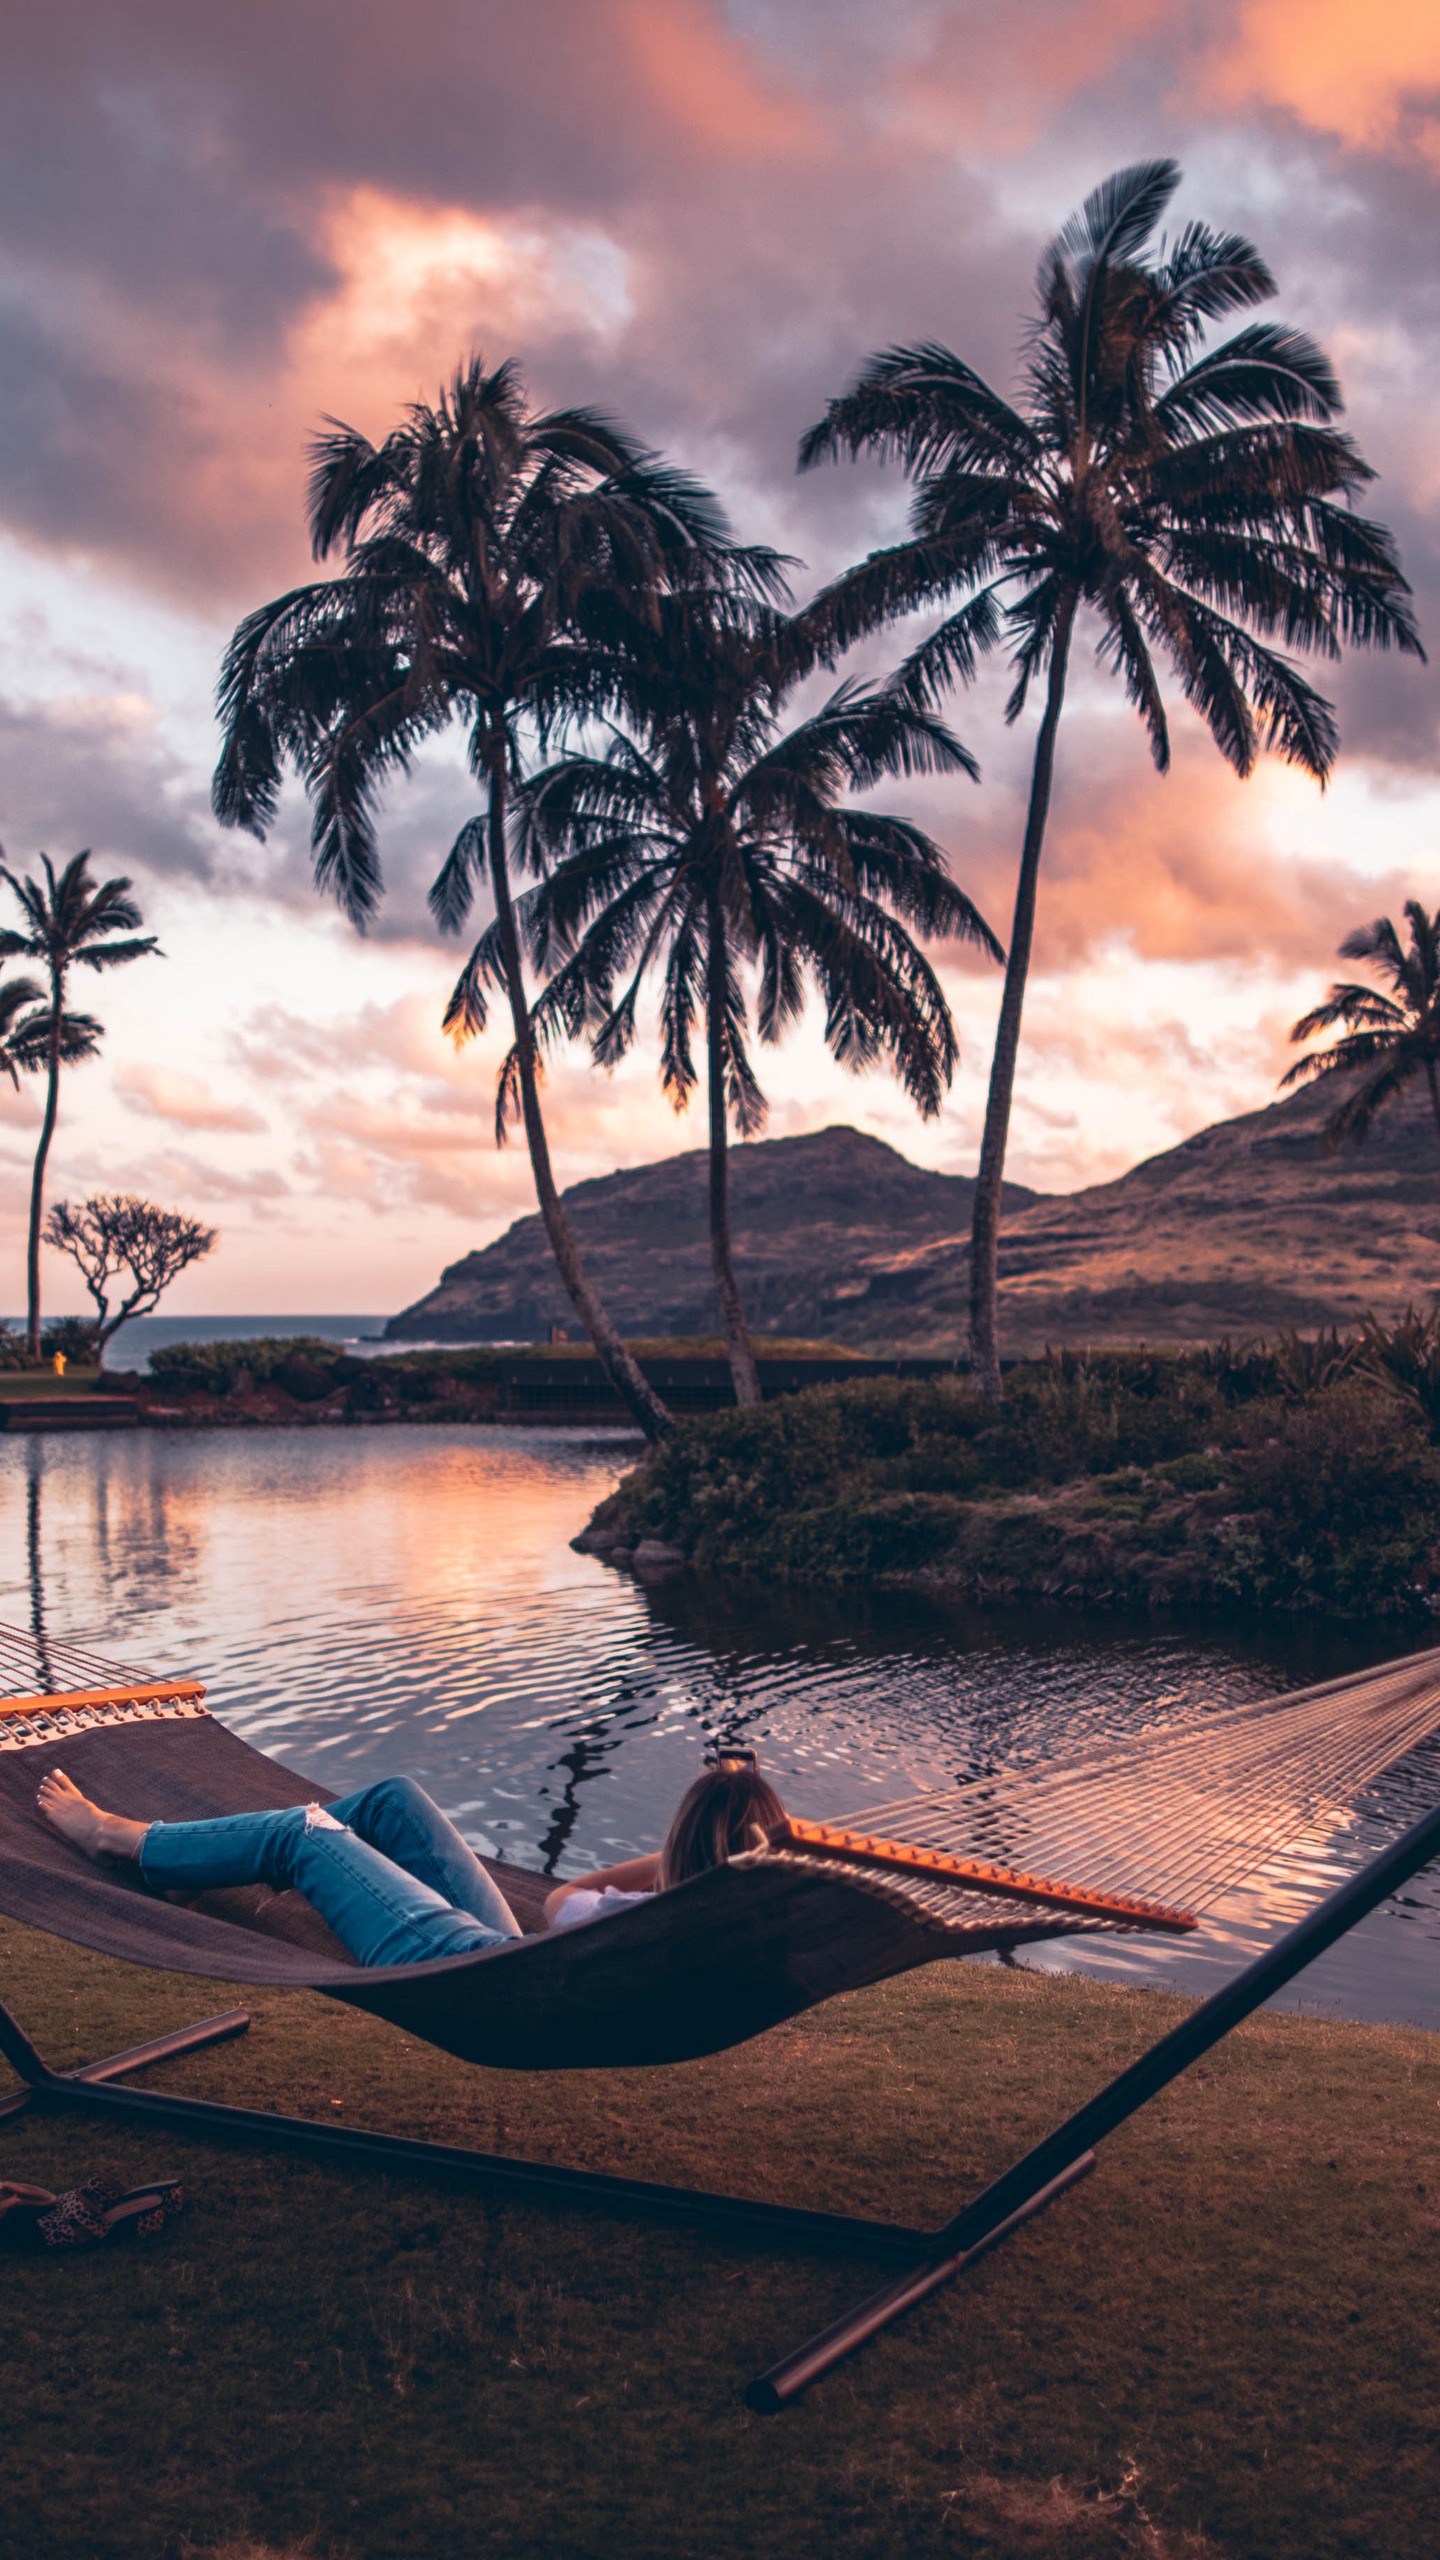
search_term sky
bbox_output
[1,0,1438,1318]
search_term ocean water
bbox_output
[4,1422,1439,2029]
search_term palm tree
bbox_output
[450,585,999,1403]
[0,971,47,1089]
[800,159,1423,1395]
[1282,902,1440,1151]
[0,853,158,1357]
[213,357,772,1441]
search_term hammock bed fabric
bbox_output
[6,1622,1440,2403]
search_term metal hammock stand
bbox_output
[3,1622,1440,2406]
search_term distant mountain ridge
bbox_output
[385,1127,1041,1344]
[888,1073,1440,1352]
[387,1084,1440,1353]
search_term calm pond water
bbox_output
[4,1424,1439,2029]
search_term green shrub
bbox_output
[145,1339,510,1403]
[147,1336,342,1395]
[1206,1390,1440,1615]
[1153,1450,1229,1492]
[715,1488,968,1579]
[43,1316,100,1363]
[1357,1306,1440,1437]
[275,1354,338,1403]
[397,1368,442,1403]
[588,1341,1440,1620]
[377,1346,508,1384]
[974,1354,1221,1483]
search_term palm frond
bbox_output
[1057,157,1180,273]
[1095,588,1170,769]
[1288,979,1409,1043]
[14,1005,104,1063]
[429,816,490,936]
[1137,574,1338,777]
[442,920,509,1043]
[1155,324,1343,432]
[1151,223,1276,350]
[802,532,995,663]
[1282,903,1440,1154]
[798,343,1041,479]
[892,583,1009,712]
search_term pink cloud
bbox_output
[113,1149,288,1211]
[606,0,821,156]
[115,1062,268,1134]
[901,0,1167,150]
[1039,765,1426,971]
[1207,0,1440,158]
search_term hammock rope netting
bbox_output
[5,1620,1440,2071]
[801,1646,1440,1926]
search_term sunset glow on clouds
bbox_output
[1,2,1438,1315]
[1207,1,1440,156]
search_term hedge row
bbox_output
[145,1338,509,1402]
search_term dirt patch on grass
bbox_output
[941,2460,1225,2557]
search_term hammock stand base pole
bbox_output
[0,1991,933,2262]
[749,1788,1440,2412]
[0,2004,251,2123]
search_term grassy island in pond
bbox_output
[580,1329,1440,1622]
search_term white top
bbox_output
[548,1886,655,1931]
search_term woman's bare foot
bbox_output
[37,1769,147,1863]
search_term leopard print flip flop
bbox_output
[0,2172,184,2254]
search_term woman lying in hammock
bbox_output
[35,1757,787,1969]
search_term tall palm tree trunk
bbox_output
[1426,1061,1440,1156]
[25,1007,61,1360]
[968,592,1078,1400]
[705,901,761,1408]
[484,754,675,1442]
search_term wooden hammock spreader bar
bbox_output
[773,1816,1198,1934]
[0,1680,206,1719]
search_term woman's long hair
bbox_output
[659,1759,787,1888]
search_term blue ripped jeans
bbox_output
[139,1776,523,1967]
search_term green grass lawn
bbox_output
[0,1368,123,1399]
[2,1916,1438,2560]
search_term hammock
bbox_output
[5,1621,1440,2403]
[4,1623,1439,2061]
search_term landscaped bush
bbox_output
[1357,1306,1440,1435]
[0,1317,103,1370]
[275,1353,337,1402]
[586,1325,1440,1621]
[147,1336,344,1395]
[342,1366,399,1412]
[43,1316,101,1363]
[143,1337,510,1406]
[1205,1390,1440,1616]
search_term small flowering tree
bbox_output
[43,1194,217,1368]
